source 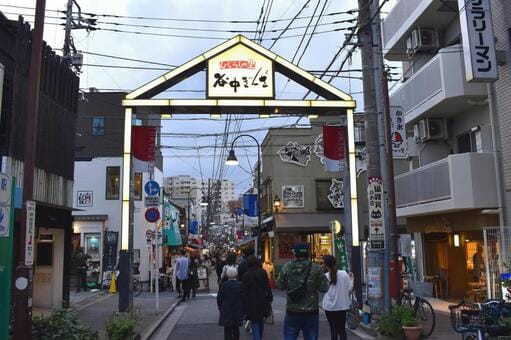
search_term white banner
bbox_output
[390,108,408,158]
[25,201,36,266]
[459,0,498,82]
[368,177,385,250]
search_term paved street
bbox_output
[162,289,372,340]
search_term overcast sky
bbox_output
[3,0,397,195]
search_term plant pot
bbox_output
[402,325,422,340]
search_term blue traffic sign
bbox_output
[145,208,160,223]
[144,181,160,196]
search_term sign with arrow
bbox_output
[144,180,160,196]
[368,176,385,250]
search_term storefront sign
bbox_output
[76,191,93,207]
[335,237,348,272]
[459,0,498,82]
[368,267,382,298]
[207,44,274,98]
[327,179,344,209]
[282,185,304,208]
[390,108,407,159]
[102,231,118,272]
[25,200,36,266]
[368,177,385,250]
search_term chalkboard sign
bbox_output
[102,231,118,271]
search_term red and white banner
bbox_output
[322,126,346,173]
[132,126,156,172]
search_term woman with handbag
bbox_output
[322,255,354,340]
[242,255,273,340]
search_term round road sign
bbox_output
[145,208,160,223]
[145,229,153,239]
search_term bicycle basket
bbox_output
[449,302,481,333]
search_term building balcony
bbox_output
[390,45,487,124]
[395,152,497,217]
[382,0,457,60]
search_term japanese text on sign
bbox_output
[458,0,498,82]
[390,108,408,159]
[25,201,36,265]
[207,44,274,98]
[368,177,385,250]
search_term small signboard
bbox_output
[144,196,160,207]
[144,180,160,196]
[368,177,385,250]
[390,108,407,159]
[145,208,160,223]
[102,231,118,272]
[25,200,36,266]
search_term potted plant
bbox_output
[375,305,416,340]
[401,313,422,340]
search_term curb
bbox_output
[140,300,181,340]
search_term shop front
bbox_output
[407,211,499,299]
[272,213,342,277]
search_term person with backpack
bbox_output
[242,255,273,340]
[220,252,238,283]
[277,243,329,340]
[322,255,354,340]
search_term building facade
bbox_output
[0,14,79,309]
[73,91,164,283]
[382,0,504,298]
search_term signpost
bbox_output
[144,178,160,310]
[0,174,14,340]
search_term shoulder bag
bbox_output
[286,262,312,302]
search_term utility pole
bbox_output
[13,0,45,338]
[358,0,386,312]
[62,0,96,70]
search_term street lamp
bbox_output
[226,134,261,257]
[187,188,208,244]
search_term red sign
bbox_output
[145,208,160,223]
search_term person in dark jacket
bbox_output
[242,255,273,340]
[189,255,200,297]
[74,247,91,292]
[237,248,254,281]
[217,266,245,340]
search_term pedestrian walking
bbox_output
[74,247,91,293]
[237,248,254,281]
[322,255,354,340]
[216,254,226,284]
[242,255,273,340]
[220,252,238,283]
[217,266,245,340]
[189,254,200,298]
[277,243,329,340]
[175,249,190,302]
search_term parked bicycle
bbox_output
[100,270,142,297]
[449,299,511,340]
[399,286,436,337]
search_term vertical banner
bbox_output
[368,177,385,250]
[458,0,498,82]
[25,200,36,265]
[132,126,156,172]
[323,126,346,173]
[390,108,407,158]
[188,220,199,239]
[335,237,349,272]
[0,174,14,340]
[243,194,258,227]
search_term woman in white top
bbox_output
[322,255,354,340]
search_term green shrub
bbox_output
[376,305,416,338]
[106,310,139,340]
[32,310,98,340]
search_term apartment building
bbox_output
[381,0,505,298]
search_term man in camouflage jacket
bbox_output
[277,243,329,340]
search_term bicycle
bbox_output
[100,270,142,297]
[399,286,436,337]
[449,299,511,340]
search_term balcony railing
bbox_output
[382,0,426,48]
[395,153,498,217]
[390,45,487,123]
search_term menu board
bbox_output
[102,231,118,271]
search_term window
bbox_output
[92,116,105,136]
[106,166,120,199]
[133,172,142,200]
[85,233,101,261]
[457,129,481,153]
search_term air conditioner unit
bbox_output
[406,28,439,57]
[416,118,447,142]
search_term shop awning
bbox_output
[275,213,342,233]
